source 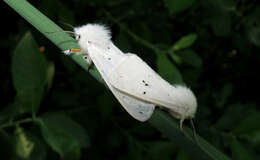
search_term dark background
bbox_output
[1,0,260,159]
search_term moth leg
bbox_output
[62,49,83,55]
[62,49,93,71]
[83,55,93,71]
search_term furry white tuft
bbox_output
[74,24,111,50]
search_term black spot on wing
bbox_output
[142,80,149,86]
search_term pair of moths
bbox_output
[63,24,197,126]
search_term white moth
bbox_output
[63,24,197,128]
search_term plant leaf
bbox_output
[37,113,90,159]
[176,49,202,68]
[232,112,260,135]
[231,139,255,160]
[14,127,35,159]
[172,34,197,51]
[157,53,183,84]
[164,0,196,14]
[12,32,47,114]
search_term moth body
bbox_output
[71,24,197,123]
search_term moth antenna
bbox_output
[59,21,75,29]
[46,30,79,38]
[190,119,199,144]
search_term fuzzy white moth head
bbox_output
[74,24,111,51]
[167,85,197,121]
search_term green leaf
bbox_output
[97,92,117,118]
[176,49,202,68]
[14,127,35,159]
[246,7,260,47]
[46,62,55,91]
[29,134,47,160]
[38,113,90,159]
[15,89,44,115]
[146,141,176,160]
[215,103,248,131]
[164,0,196,14]
[12,32,47,92]
[176,150,190,160]
[13,127,47,160]
[205,1,232,37]
[12,32,47,114]
[172,34,197,51]
[3,0,90,73]
[125,135,143,160]
[157,53,183,84]
[0,104,18,125]
[115,30,132,52]
[231,139,255,160]
[241,130,260,145]
[209,13,231,37]
[232,112,260,135]
[215,83,233,108]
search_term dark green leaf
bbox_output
[215,83,233,108]
[231,139,255,160]
[46,62,55,91]
[172,34,197,51]
[12,32,47,93]
[157,53,183,84]
[210,13,231,37]
[13,127,47,160]
[205,0,232,37]
[164,0,195,14]
[176,150,190,160]
[13,127,37,159]
[232,112,260,135]
[115,30,132,53]
[15,89,44,115]
[125,135,143,160]
[12,32,47,114]
[176,49,202,68]
[215,104,249,131]
[38,113,90,159]
[146,141,176,160]
[246,7,260,47]
[97,91,116,117]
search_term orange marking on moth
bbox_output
[71,49,81,52]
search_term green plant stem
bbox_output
[0,118,34,130]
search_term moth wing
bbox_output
[87,44,155,121]
[107,54,187,117]
[111,89,155,121]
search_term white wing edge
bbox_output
[109,85,155,121]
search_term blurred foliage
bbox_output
[1,0,260,159]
